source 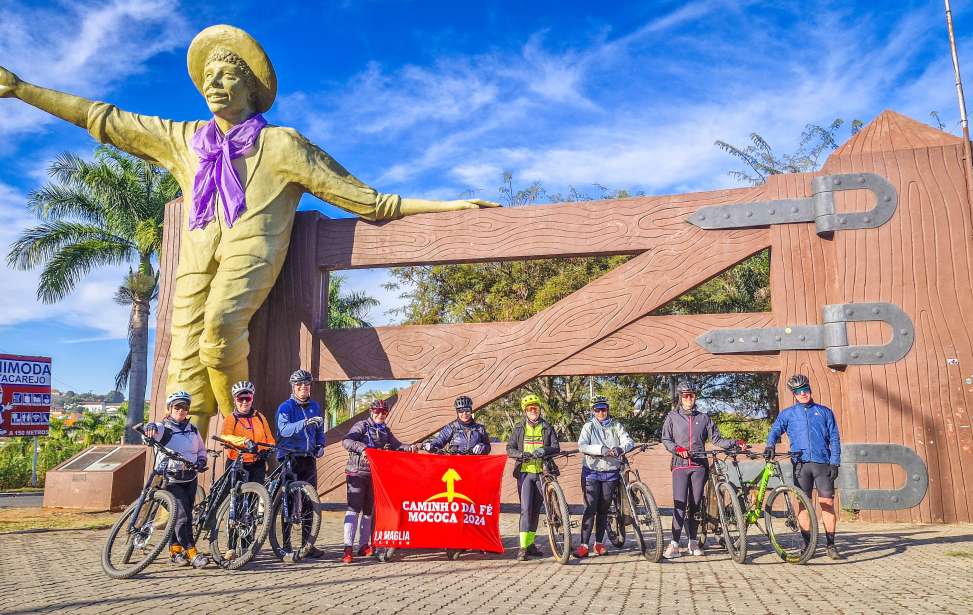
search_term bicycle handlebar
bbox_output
[134,424,196,467]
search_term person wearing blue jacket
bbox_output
[275,369,326,559]
[765,373,844,560]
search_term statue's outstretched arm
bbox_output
[288,130,498,220]
[400,197,499,215]
[0,66,92,128]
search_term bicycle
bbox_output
[596,444,664,562]
[101,424,187,578]
[528,450,575,565]
[698,448,818,564]
[202,436,272,569]
[263,444,322,562]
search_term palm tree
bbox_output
[7,146,178,444]
[326,274,379,426]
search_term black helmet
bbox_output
[676,380,697,395]
[289,369,313,384]
[591,396,609,410]
[786,374,811,392]
[454,396,473,412]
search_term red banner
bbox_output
[369,450,506,552]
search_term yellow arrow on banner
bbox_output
[425,467,475,504]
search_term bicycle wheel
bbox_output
[764,485,817,564]
[627,481,663,562]
[543,480,571,564]
[697,480,714,548]
[268,481,322,560]
[714,481,747,564]
[605,488,626,548]
[101,490,177,579]
[209,482,271,570]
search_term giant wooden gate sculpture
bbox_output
[152,111,973,523]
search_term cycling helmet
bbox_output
[231,380,255,397]
[520,393,543,411]
[591,395,609,410]
[676,380,697,395]
[289,369,313,384]
[454,396,473,412]
[786,373,811,392]
[369,399,389,413]
[166,390,192,407]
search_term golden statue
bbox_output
[0,25,494,431]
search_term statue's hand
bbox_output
[0,66,21,98]
[448,199,501,210]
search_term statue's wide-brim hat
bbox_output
[187,25,277,114]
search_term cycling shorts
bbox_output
[793,461,835,498]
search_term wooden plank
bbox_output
[317,222,771,493]
[316,313,780,380]
[316,187,767,269]
[149,198,183,422]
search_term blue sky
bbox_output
[0,0,970,397]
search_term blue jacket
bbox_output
[428,419,491,454]
[766,402,841,465]
[275,397,325,459]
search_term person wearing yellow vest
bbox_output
[506,393,560,561]
[218,380,275,484]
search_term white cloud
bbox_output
[275,1,961,203]
[0,0,190,138]
[0,182,132,338]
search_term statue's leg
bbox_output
[198,250,281,418]
[167,229,219,436]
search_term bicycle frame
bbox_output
[722,451,801,529]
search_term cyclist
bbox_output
[275,369,326,560]
[219,380,275,484]
[423,396,491,454]
[506,393,560,561]
[342,398,416,564]
[143,391,209,569]
[765,373,843,560]
[661,380,742,559]
[575,395,634,558]
[424,395,491,560]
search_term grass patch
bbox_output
[0,487,44,494]
[945,549,973,559]
[0,508,118,533]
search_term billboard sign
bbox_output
[0,354,51,437]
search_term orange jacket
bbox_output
[220,411,275,464]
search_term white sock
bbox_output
[360,514,372,547]
[343,511,359,547]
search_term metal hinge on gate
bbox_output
[686,173,897,235]
[696,302,914,366]
[725,444,928,511]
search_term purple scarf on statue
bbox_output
[189,114,267,230]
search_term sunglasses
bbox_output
[456,409,473,413]
[371,409,390,415]
[235,395,253,402]
[794,388,812,395]
[593,407,609,413]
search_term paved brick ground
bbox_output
[2,511,972,615]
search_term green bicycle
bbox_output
[698,449,818,565]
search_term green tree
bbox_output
[7,146,178,444]
[325,274,380,426]
[715,118,863,186]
